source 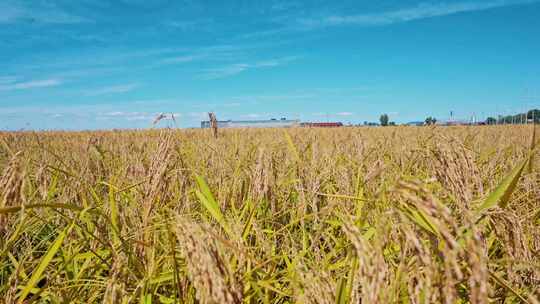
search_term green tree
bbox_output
[379,114,389,126]
[486,117,497,125]
[527,109,540,123]
[425,116,437,125]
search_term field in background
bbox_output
[0,126,538,303]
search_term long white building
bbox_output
[201,118,300,128]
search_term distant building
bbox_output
[301,122,343,128]
[405,121,424,126]
[436,120,476,126]
[362,121,380,126]
[200,118,300,128]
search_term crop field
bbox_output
[0,125,538,303]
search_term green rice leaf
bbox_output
[241,200,257,241]
[489,270,531,303]
[194,174,232,237]
[18,224,72,303]
[283,131,300,162]
[108,182,121,245]
[335,278,347,304]
[477,158,528,212]
[335,254,358,304]
[399,205,440,237]
[0,203,85,215]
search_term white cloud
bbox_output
[0,79,62,91]
[199,64,250,80]
[223,102,242,107]
[271,1,301,11]
[0,2,23,23]
[243,113,262,119]
[188,112,207,119]
[165,18,214,31]
[230,93,314,103]
[160,55,203,64]
[100,111,181,122]
[239,28,291,39]
[0,1,89,24]
[85,83,139,96]
[126,115,153,121]
[103,111,130,117]
[199,56,298,80]
[0,76,19,85]
[336,112,354,116]
[301,0,539,28]
[155,43,276,68]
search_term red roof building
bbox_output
[301,122,343,128]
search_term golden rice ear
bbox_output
[0,152,25,233]
[175,219,242,304]
[528,124,537,173]
[0,125,537,303]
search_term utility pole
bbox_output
[208,112,218,138]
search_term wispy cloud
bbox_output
[0,3,22,23]
[158,55,206,66]
[242,113,263,119]
[157,43,281,67]
[312,112,354,117]
[301,0,539,28]
[188,112,208,119]
[227,86,369,104]
[200,64,251,80]
[238,28,291,39]
[0,1,89,24]
[0,76,19,85]
[271,1,302,12]
[199,56,299,80]
[99,111,181,122]
[164,18,214,31]
[85,83,139,96]
[223,102,242,107]
[230,93,314,103]
[0,79,62,91]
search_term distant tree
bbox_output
[379,114,389,126]
[527,109,540,123]
[424,116,437,125]
[389,121,396,126]
[486,117,497,125]
[518,113,527,124]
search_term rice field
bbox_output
[0,125,538,303]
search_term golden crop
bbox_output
[0,125,538,303]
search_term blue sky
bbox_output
[1,0,539,129]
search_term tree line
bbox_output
[485,109,540,125]
[375,109,539,126]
